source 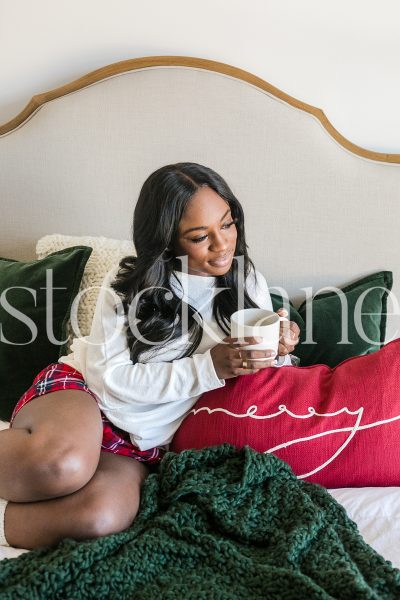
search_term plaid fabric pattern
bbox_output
[11,362,164,464]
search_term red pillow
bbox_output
[171,338,400,488]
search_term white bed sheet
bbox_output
[0,420,399,568]
[329,487,400,568]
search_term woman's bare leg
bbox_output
[0,390,103,502]
[3,452,148,549]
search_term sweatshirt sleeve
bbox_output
[83,267,225,412]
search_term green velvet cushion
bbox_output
[270,271,392,368]
[0,246,92,421]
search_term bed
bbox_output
[1,56,400,589]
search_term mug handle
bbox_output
[277,310,289,344]
[276,308,301,366]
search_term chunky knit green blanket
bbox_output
[0,444,399,599]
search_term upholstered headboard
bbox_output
[1,56,400,337]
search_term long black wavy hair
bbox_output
[111,162,261,364]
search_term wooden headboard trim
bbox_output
[1,55,399,164]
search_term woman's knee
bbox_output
[76,486,141,540]
[24,438,100,498]
[11,390,103,499]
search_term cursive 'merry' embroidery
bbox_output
[189,404,391,477]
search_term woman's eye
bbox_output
[191,219,237,244]
[192,235,207,244]
[223,219,238,229]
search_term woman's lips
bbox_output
[209,252,233,267]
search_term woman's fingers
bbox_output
[242,348,276,360]
[279,320,300,348]
[222,329,299,374]
[241,359,277,372]
[289,322,301,342]
[223,335,263,347]
[278,342,290,355]
[234,347,276,373]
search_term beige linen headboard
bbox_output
[1,56,400,337]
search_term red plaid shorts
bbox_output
[11,362,165,464]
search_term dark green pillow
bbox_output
[0,246,92,421]
[270,271,392,368]
[297,271,392,367]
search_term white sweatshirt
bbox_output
[59,265,291,450]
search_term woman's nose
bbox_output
[209,230,229,252]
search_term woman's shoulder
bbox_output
[246,267,269,292]
[245,268,272,308]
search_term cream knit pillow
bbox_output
[36,234,136,354]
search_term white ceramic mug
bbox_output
[230,308,287,358]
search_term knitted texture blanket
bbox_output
[0,444,399,599]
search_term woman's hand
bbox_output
[276,308,300,356]
[210,336,277,380]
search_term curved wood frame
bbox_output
[1,55,399,163]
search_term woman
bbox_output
[0,163,299,549]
